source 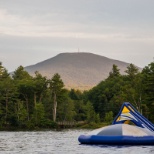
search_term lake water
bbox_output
[0,129,153,154]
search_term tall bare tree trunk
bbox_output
[53,92,57,122]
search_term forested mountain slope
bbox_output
[25,52,140,90]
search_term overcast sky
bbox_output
[0,0,154,72]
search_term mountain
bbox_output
[24,52,139,90]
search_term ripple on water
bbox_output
[0,130,153,154]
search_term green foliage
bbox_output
[74,100,87,121]
[49,73,64,122]
[50,73,64,94]
[0,62,8,78]
[104,111,113,124]
[12,66,32,80]
[125,63,139,79]
[86,101,96,123]
[32,102,45,126]
[142,62,154,121]
[69,89,82,100]
[16,101,28,126]
[109,64,120,78]
[0,60,154,129]
[85,101,100,123]
[57,94,76,122]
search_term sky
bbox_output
[0,0,154,72]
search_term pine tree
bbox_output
[109,64,120,78]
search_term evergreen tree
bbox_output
[0,64,18,126]
[12,66,33,121]
[142,62,154,121]
[33,71,48,106]
[123,64,142,111]
[0,62,5,77]
[49,73,64,122]
[125,63,139,80]
[109,64,120,78]
[12,66,32,80]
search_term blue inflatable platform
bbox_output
[78,102,154,145]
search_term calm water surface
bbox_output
[0,129,153,154]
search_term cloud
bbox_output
[0,0,154,71]
[0,0,154,41]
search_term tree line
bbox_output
[0,61,154,129]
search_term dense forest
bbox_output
[0,61,154,130]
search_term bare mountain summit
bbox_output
[25,52,136,90]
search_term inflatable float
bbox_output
[78,102,154,145]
